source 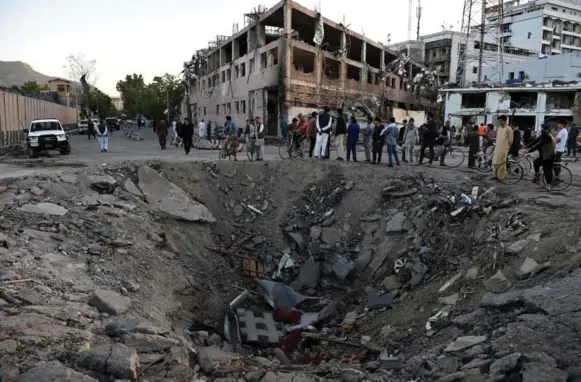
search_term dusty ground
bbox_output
[0,157,578,382]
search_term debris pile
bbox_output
[0,160,577,381]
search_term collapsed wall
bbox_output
[0,160,578,381]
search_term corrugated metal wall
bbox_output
[0,90,78,147]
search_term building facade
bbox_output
[111,97,123,111]
[483,0,581,55]
[47,78,72,107]
[482,51,581,83]
[443,84,580,132]
[187,0,428,136]
[389,31,536,85]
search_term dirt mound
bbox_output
[0,160,578,381]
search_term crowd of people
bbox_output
[92,109,578,193]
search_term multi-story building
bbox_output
[443,54,581,131]
[483,0,581,55]
[389,31,537,85]
[482,51,581,83]
[187,0,428,136]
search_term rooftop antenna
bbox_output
[416,0,422,40]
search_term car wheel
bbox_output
[28,146,38,158]
[60,143,71,155]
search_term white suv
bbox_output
[26,118,71,158]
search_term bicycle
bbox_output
[497,158,525,185]
[415,141,465,168]
[218,136,237,161]
[246,136,258,161]
[537,160,573,191]
[278,132,306,160]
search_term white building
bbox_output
[483,0,581,55]
[389,31,536,85]
[443,84,579,132]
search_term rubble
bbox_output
[0,160,577,381]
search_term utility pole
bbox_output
[416,0,422,41]
[477,0,486,82]
[499,0,505,80]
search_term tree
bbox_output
[64,53,97,118]
[20,81,48,93]
[116,73,185,121]
[116,74,146,118]
[89,89,117,118]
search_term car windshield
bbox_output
[106,118,116,122]
[30,122,62,132]
[80,120,88,124]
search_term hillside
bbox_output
[0,60,53,86]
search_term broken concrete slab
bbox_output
[483,270,512,294]
[197,346,240,375]
[438,293,460,306]
[382,275,402,291]
[320,227,342,245]
[444,336,487,352]
[89,289,131,315]
[439,272,463,293]
[517,257,550,280]
[76,343,138,379]
[19,202,68,216]
[137,166,215,223]
[489,352,521,376]
[30,186,44,196]
[309,226,322,240]
[123,179,142,197]
[365,286,395,309]
[290,262,320,290]
[122,333,180,352]
[322,253,354,282]
[506,239,530,254]
[105,318,169,337]
[385,212,409,234]
[12,361,98,382]
[521,362,567,382]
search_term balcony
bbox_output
[563,29,581,37]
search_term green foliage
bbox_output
[116,73,184,121]
[89,89,117,118]
[20,81,49,93]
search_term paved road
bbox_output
[1,127,581,186]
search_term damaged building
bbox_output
[186,0,429,136]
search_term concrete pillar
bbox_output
[536,92,548,134]
[340,31,347,102]
[232,39,240,60]
[283,0,293,122]
[219,48,225,68]
[574,91,581,127]
[257,24,266,47]
[361,42,367,90]
[247,28,257,52]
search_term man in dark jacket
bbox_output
[567,124,578,157]
[87,119,96,140]
[372,117,385,164]
[181,118,195,154]
[509,124,522,157]
[467,125,480,168]
[419,111,438,165]
[398,119,407,161]
[528,124,556,191]
[157,120,169,150]
[334,109,347,160]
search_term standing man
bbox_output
[566,123,578,157]
[398,119,407,162]
[87,119,95,140]
[198,119,207,142]
[419,111,438,165]
[157,119,169,150]
[334,109,347,161]
[363,116,374,162]
[254,116,265,161]
[491,115,513,181]
[308,112,318,158]
[529,124,556,191]
[467,125,480,168]
[554,120,568,177]
[383,117,400,167]
[95,119,109,153]
[372,117,385,164]
[314,107,332,158]
[403,118,419,163]
[182,118,194,154]
[346,115,360,162]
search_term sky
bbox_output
[0,0,465,96]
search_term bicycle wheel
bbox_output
[444,148,465,168]
[520,156,533,177]
[246,144,255,161]
[476,153,492,172]
[278,140,290,160]
[218,148,226,160]
[499,160,524,185]
[289,140,304,159]
[546,164,573,191]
